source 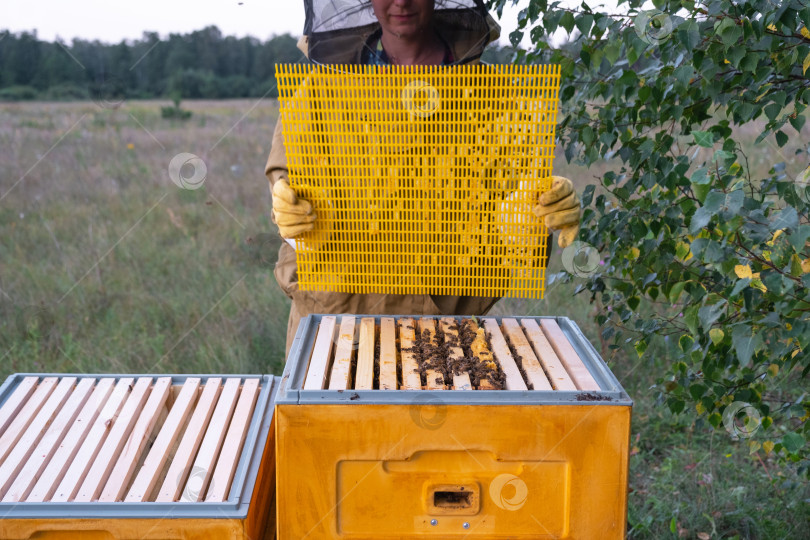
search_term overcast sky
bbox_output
[1,0,535,45]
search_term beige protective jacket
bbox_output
[265,13,543,353]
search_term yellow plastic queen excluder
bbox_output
[275,64,561,298]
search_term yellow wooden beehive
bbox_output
[0,374,279,540]
[276,315,632,539]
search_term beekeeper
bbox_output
[265,0,582,352]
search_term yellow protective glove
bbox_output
[272,180,316,239]
[534,176,581,249]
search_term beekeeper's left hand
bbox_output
[533,176,581,248]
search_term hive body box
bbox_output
[0,373,279,540]
[276,315,632,539]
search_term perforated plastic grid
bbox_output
[275,64,561,298]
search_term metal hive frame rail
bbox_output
[275,63,562,298]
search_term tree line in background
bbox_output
[0,26,518,102]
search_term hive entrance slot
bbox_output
[427,483,480,515]
[434,489,472,508]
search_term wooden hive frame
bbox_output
[293,315,603,393]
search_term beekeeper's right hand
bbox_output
[272,179,316,239]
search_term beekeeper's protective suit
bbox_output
[265,0,580,353]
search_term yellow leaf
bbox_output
[696,401,706,415]
[762,250,771,262]
[629,246,640,260]
[768,229,784,246]
[748,440,761,454]
[751,273,767,292]
[767,24,777,32]
[709,328,725,345]
[763,440,775,454]
[804,51,810,76]
[734,264,753,279]
[786,322,793,331]
[754,85,772,102]
[802,26,810,39]
[697,533,711,540]
[802,258,810,274]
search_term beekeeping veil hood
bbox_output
[302,0,500,65]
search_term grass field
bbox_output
[0,99,807,538]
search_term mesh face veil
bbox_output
[302,0,500,65]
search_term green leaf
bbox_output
[560,11,575,33]
[693,183,711,204]
[581,125,595,146]
[683,305,699,336]
[731,324,762,367]
[634,340,647,358]
[509,29,524,47]
[764,103,782,122]
[690,204,715,234]
[677,18,700,50]
[699,300,726,331]
[730,278,751,297]
[693,130,714,147]
[604,42,621,65]
[690,167,710,185]
[575,13,593,36]
[689,384,707,400]
[775,130,788,147]
[782,432,805,453]
[770,207,799,232]
[788,225,810,252]
[803,51,810,75]
[717,16,742,48]
[679,333,694,352]
[669,281,686,303]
